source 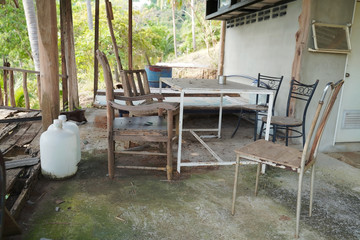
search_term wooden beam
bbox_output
[3,62,9,106]
[93,0,100,100]
[60,0,69,111]
[60,0,79,111]
[289,0,311,117]
[105,0,123,72]
[36,0,60,130]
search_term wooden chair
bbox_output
[231,80,344,238]
[231,74,283,140]
[259,79,319,146]
[96,50,179,180]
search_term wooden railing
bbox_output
[0,66,67,110]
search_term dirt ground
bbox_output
[6,109,360,240]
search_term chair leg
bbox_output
[302,124,306,147]
[272,125,277,143]
[166,110,174,180]
[295,169,305,238]
[231,111,242,138]
[231,155,241,215]
[285,127,289,146]
[108,136,115,179]
[253,112,258,141]
[259,122,265,139]
[309,164,316,217]
[255,163,261,196]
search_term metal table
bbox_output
[160,78,274,173]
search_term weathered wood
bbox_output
[128,0,133,70]
[36,74,41,109]
[217,21,226,76]
[0,123,18,141]
[60,0,79,111]
[22,72,30,109]
[3,62,10,106]
[5,168,23,193]
[0,66,66,78]
[0,106,40,112]
[9,70,16,107]
[16,121,42,147]
[4,208,22,236]
[60,8,69,111]
[289,0,311,117]
[93,0,100,100]
[0,71,3,105]
[36,0,60,130]
[105,0,123,72]
[5,157,40,170]
[10,163,40,219]
[1,123,32,155]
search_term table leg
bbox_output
[177,91,185,173]
[217,93,223,138]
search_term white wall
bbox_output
[224,0,301,117]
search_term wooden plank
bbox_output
[16,121,42,147]
[4,208,22,236]
[0,123,18,142]
[1,124,31,154]
[37,0,60,129]
[27,128,41,156]
[6,168,23,193]
[10,163,40,219]
[5,157,40,170]
[3,66,8,106]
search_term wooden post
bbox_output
[128,0,133,70]
[0,71,2,105]
[36,74,41,109]
[60,0,79,111]
[105,0,123,72]
[289,0,311,117]
[217,21,226,76]
[60,0,69,111]
[3,61,10,106]
[93,0,99,100]
[9,70,15,107]
[36,0,60,130]
[22,72,30,109]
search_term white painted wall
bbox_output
[224,0,301,117]
[223,0,360,151]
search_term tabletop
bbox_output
[160,78,273,94]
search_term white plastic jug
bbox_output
[58,115,81,163]
[40,119,77,179]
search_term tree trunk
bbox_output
[23,0,40,71]
[191,0,196,51]
[172,1,177,57]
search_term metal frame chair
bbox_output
[231,80,344,238]
[231,74,283,140]
[96,50,179,180]
[259,79,319,146]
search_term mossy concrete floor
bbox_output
[8,109,360,240]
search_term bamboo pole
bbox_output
[93,0,100,100]
[9,70,15,107]
[217,21,226,76]
[22,72,30,109]
[36,0,60,130]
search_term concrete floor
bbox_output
[9,108,360,240]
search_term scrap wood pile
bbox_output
[0,106,42,225]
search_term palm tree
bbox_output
[22,0,40,71]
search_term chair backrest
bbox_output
[120,69,150,106]
[300,80,344,167]
[286,79,319,120]
[96,50,115,104]
[256,74,283,108]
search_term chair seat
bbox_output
[262,116,303,126]
[130,102,179,116]
[234,139,302,170]
[114,116,167,131]
[241,104,268,111]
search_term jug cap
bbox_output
[53,119,63,129]
[58,115,67,121]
